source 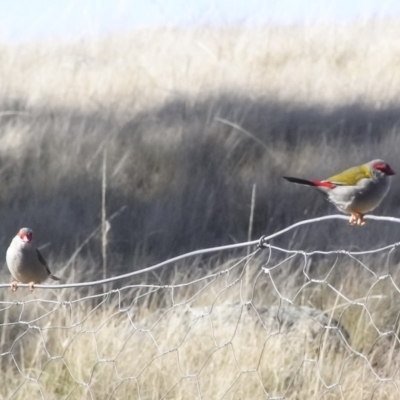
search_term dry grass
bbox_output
[1,246,400,399]
[1,18,400,398]
[3,20,400,111]
[0,20,400,263]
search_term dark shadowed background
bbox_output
[0,24,399,277]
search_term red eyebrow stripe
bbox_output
[310,180,335,189]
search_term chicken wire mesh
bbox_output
[1,215,400,399]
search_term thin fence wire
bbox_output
[3,214,398,291]
[1,214,400,399]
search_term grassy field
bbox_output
[1,245,400,399]
[1,18,400,398]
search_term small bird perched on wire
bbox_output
[6,227,60,292]
[283,159,395,226]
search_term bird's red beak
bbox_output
[384,165,396,176]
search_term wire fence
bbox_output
[1,214,400,399]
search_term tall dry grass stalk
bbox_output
[102,146,108,280]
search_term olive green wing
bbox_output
[327,164,371,186]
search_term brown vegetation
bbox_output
[1,19,400,398]
[0,21,400,266]
[1,246,400,399]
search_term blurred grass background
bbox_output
[0,20,399,275]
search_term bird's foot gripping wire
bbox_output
[257,235,270,249]
[10,281,19,292]
[349,212,366,226]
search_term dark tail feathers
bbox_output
[283,176,316,186]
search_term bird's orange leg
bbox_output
[349,212,365,226]
[28,282,36,293]
[10,281,19,292]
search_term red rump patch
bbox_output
[310,180,335,189]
